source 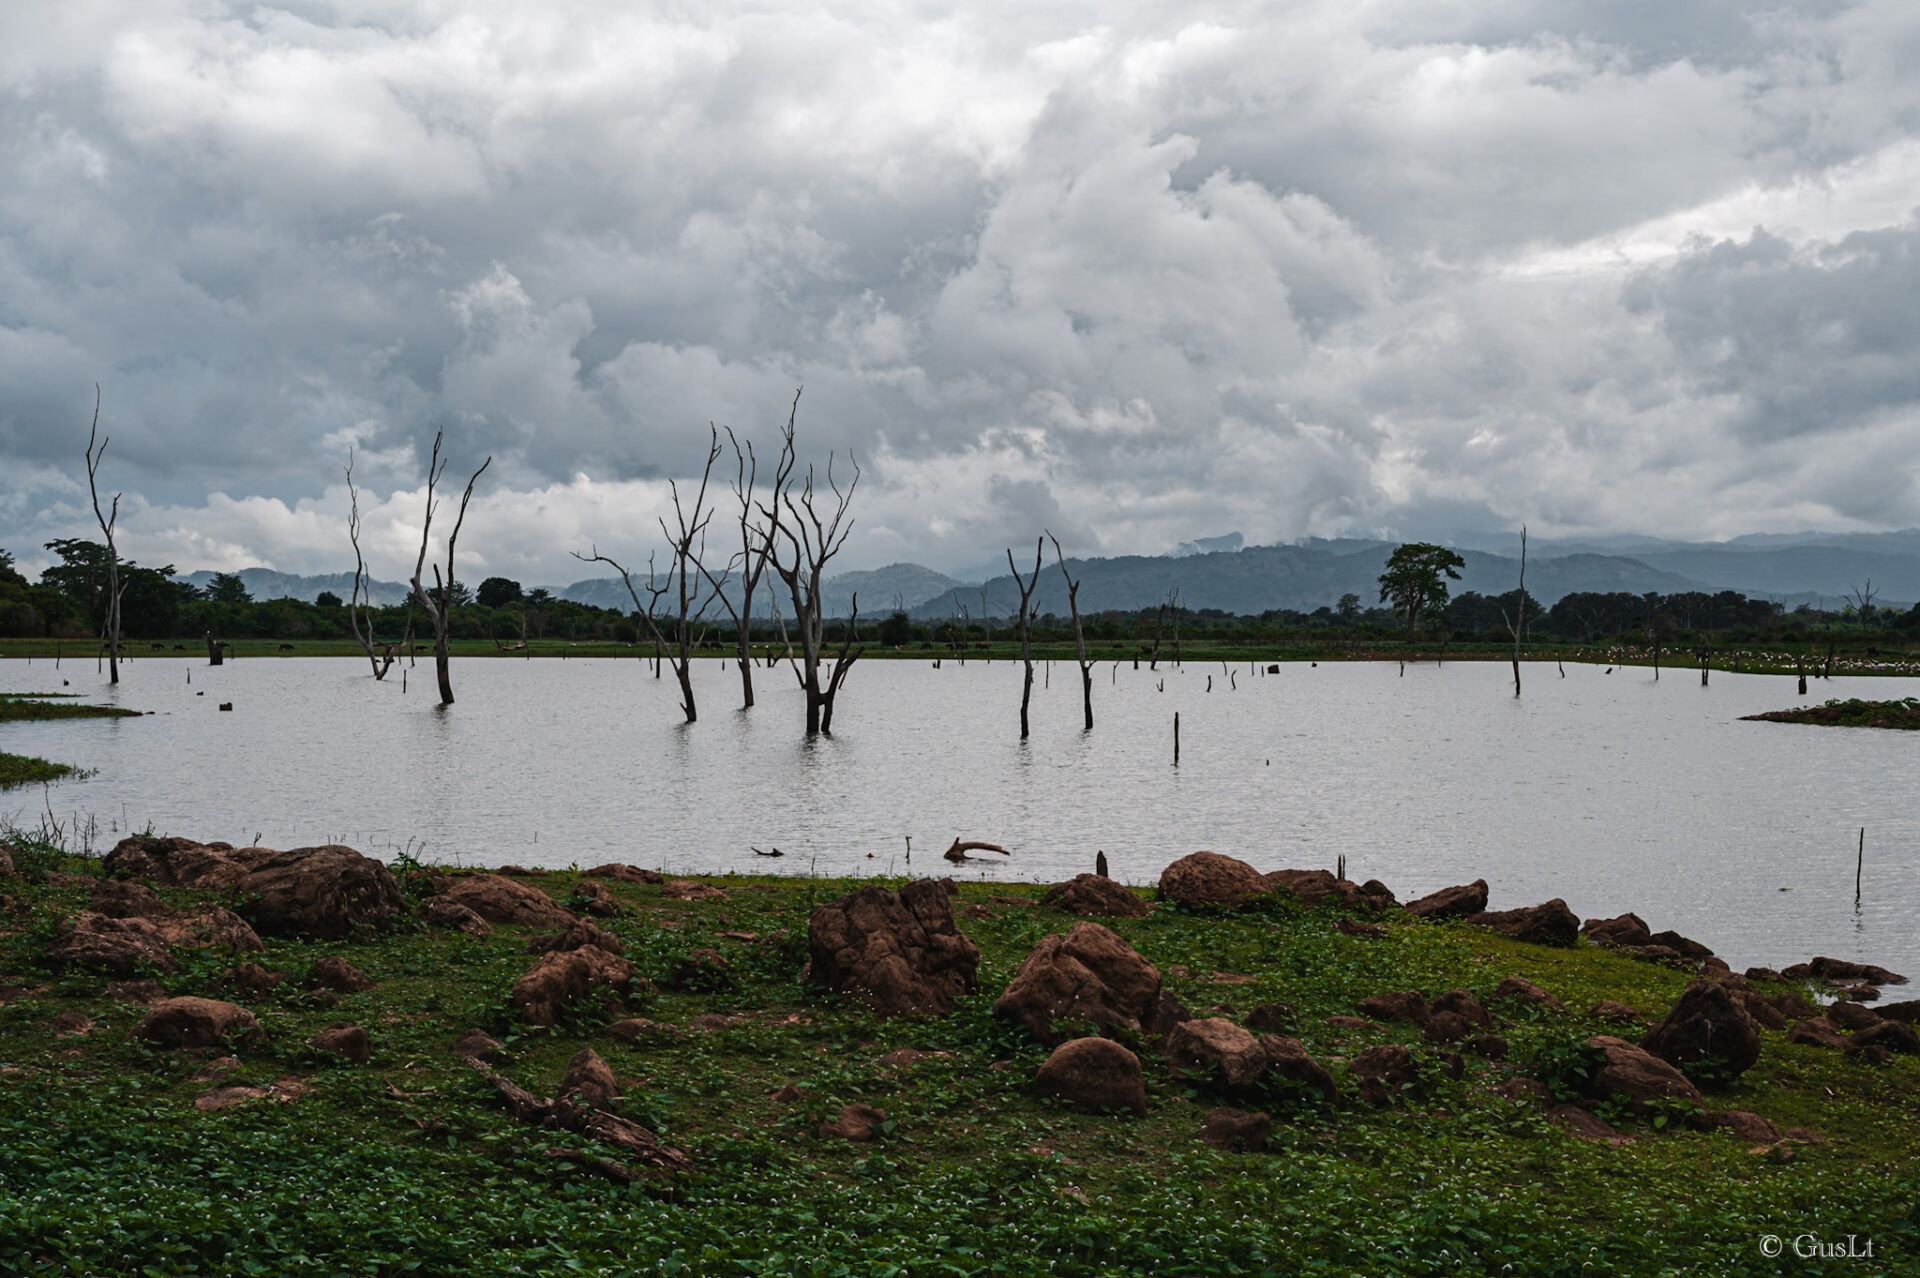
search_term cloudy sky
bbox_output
[4,0,1918,585]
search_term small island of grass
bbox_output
[0,693,135,789]
[1742,697,1920,729]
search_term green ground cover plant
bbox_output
[1743,698,1920,729]
[0,838,1913,1276]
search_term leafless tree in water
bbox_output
[345,450,403,679]
[761,397,863,735]
[1049,531,1094,731]
[1500,526,1527,698]
[698,411,782,710]
[579,430,723,724]
[1006,537,1043,738]
[407,431,491,705]
[82,387,124,685]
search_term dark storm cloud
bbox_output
[1,0,1918,579]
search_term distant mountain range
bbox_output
[177,528,1919,618]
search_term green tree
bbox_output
[0,549,25,589]
[476,576,522,608]
[1336,592,1360,623]
[207,572,252,604]
[314,590,343,608]
[1378,543,1466,642]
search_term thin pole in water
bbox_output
[1856,827,1865,903]
[1173,712,1180,767]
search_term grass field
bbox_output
[0,838,1913,1276]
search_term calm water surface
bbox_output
[5,654,1917,979]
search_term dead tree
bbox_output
[1848,579,1878,629]
[407,431,492,706]
[1170,587,1182,666]
[1149,598,1167,670]
[1501,526,1527,698]
[698,416,780,710]
[580,431,722,724]
[345,450,399,680]
[1049,532,1094,731]
[82,387,124,685]
[761,399,862,735]
[1007,537,1043,738]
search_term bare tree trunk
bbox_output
[1049,533,1093,731]
[760,392,861,736]
[582,432,721,724]
[1008,539,1042,738]
[408,431,491,707]
[345,450,397,680]
[82,387,122,686]
[1502,526,1527,698]
[1169,587,1182,667]
[701,413,783,711]
[1150,601,1166,670]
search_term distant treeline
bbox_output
[2,539,1913,646]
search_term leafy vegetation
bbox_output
[1743,698,1920,729]
[0,841,1912,1275]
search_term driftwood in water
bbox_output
[943,839,1010,863]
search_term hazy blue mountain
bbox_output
[179,568,411,606]
[559,561,963,619]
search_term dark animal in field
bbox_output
[278,643,294,651]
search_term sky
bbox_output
[4,0,1919,586]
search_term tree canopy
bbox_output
[1378,543,1465,641]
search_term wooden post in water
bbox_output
[1173,712,1180,767]
[1857,827,1865,903]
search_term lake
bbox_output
[5,652,1918,981]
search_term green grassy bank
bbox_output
[0,839,1913,1276]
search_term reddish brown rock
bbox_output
[195,1085,274,1112]
[1158,852,1270,909]
[1851,1020,1920,1055]
[1325,1015,1377,1031]
[1590,1000,1646,1024]
[311,1023,371,1064]
[1640,981,1763,1081]
[234,845,408,940]
[102,836,267,888]
[1714,1111,1782,1144]
[1582,913,1651,948]
[1201,1107,1272,1151]
[48,1010,92,1038]
[1033,1037,1148,1115]
[559,1047,621,1110]
[229,963,286,997]
[1349,1044,1418,1106]
[1423,1012,1473,1044]
[1491,977,1564,1011]
[992,923,1160,1045]
[1358,991,1430,1026]
[1744,967,1782,982]
[1787,1018,1849,1050]
[1165,1018,1269,1088]
[1145,991,1192,1041]
[1469,1034,1509,1059]
[90,879,171,918]
[805,879,980,1017]
[818,1103,887,1142]
[1335,917,1387,938]
[420,897,491,937]
[585,864,663,884]
[527,920,627,956]
[510,945,635,1027]
[436,875,577,929]
[1767,990,1820,1021]
[660,879,728,901]
[570,879,625,917]
[47,907,263,977]
[1245,1002,1295,1033]
[605,1019,676,1045]
[1825,1001,1881,1032]
[1405,880,1489,921]
[452,1028,505,1061]
[1808,956,1908,986]
[1549,1104,1631,1145]
[1432,990,1493,1027]
[664,948,731,990]
[1261,1035,1339,1104]
[1586,1035,1702,1109]
[135,997,262,1050]
[1877,999,1920,1024]
[1264,869,1395,912]
[1648,930,1715,960]
[1469,900,1579,947]
[1041,874,1149,918]
[311,955,375,993]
